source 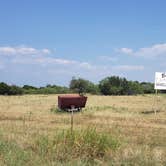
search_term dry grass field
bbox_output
[0,94,166,166]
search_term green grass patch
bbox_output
[0,138,32,166]
[0,128,120,165]
[33,127,120,163]
[83,105,128,113]
[50,106,63,113]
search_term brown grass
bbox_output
[0,94,166,165]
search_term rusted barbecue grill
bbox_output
[58,94,87,111]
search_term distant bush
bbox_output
[9,85,23,95]
[99,76,154,95]
[23,85,71,95]
[0,82,23,95]
[127,81,143,95]
[0,76,155,95]
[141,82,155,94]
[0,82,11,95]
[23,85,37,90]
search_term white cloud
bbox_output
[118,43,166,57]
[79,62,94,70]
[0,46,95,71]
[0,46,51,56]
[119,48,133,55]
[0,45,151,85]
[36,57,77,65]
[42,49,51,54]
[11,54,90,68]
[99,56,118,62]
[52,58,76,65]
[0,46,144,73]
[113,65,144,71]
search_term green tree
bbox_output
[128,81,143,95]
[23,85,37,90]
[9,85,23,95]
[141,82,154,94]
[0,82,10,95]
[69,77,99,95]
[99,76,129,95]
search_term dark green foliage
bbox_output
[99,76,130,95]
[0,82,70,95]
[9,85,23,95]
[23,84,71,94]
[23,85,37,90]
[141,82,155,94]
[0,76,155,95]
[0,82,23,95]
[69,77,99,95]
[99,76,154,95]
[0,82,11,95]
[127,81,144,95]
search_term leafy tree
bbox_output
[23,85,37,90]
[69,77,99,95]
[0,76,155,96]
[127,81,143,95]
[141,82,154,94]
[0,83,23,95]
[99,76,129,95]
[0,82,10,95]
[9,85,23,95]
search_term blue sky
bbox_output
[0,0,166,86]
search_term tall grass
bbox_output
[0,94,166,165]
[0,128,120,165]
[0,137,34,166]
[34,127,120,162]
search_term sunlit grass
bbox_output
[0,94,165,165]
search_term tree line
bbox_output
[0,76,155,95]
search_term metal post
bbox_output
[71,106,74,134]
[154,89,158,115]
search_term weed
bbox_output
[50,106,63,113]
[0,138,30,166]
[33,127,120,163]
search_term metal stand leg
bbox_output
[71,105,75,134]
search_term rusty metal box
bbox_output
[58,94,87,110]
